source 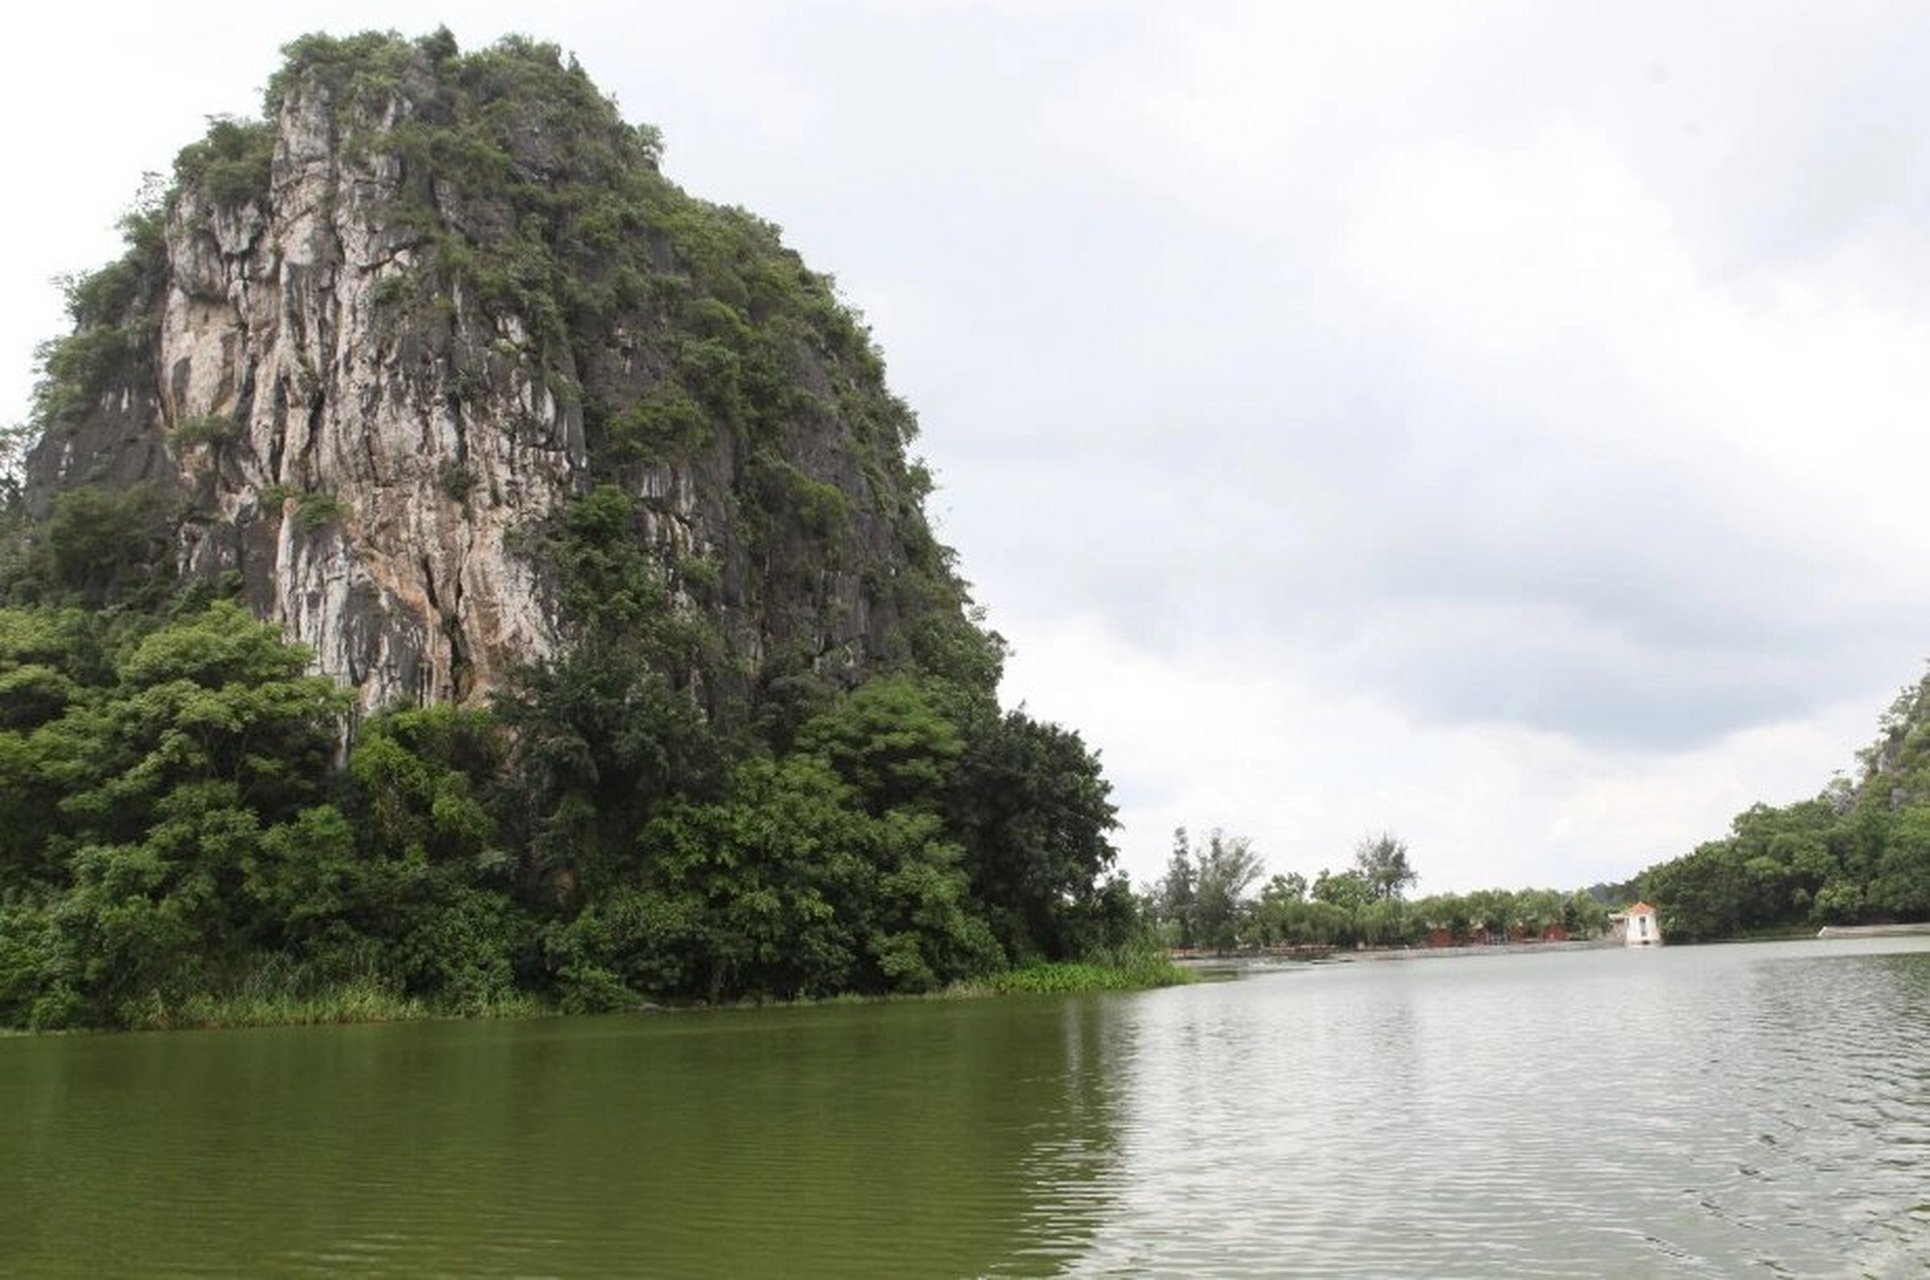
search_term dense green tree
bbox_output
[1179,827,1266,950]
[1311,868,1372,912]
[1153,840,1198,948]
[13,485,176,609]
[493,641,726,899]
[1460,888,1518,938]
[1248,872,1362,947]
[1357,898,1416,947]
[948,709,1121,961]
[1413,892,1472,940]
[0,602,347,1025]
[550,753,1000,1006]
[1634,672,1930,941]
[797,675,962,817]
[1561,890,1611,938]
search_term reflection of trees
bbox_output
[1,1000,1130,1276]
[507,997,1131,1278]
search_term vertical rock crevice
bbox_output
[21,32,994,720]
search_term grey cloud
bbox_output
[11,3,1930,872]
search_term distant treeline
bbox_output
[1139,829,1616,951]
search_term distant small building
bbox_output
[1618,901,1661,947]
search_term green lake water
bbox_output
[5,937,1928,1276]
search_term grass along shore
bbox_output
[47,954,1194,1034]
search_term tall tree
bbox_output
[1156,833,1198,948]
[949,709,1120,961]
[1185,827,1266,949]
[1352,832,1418,901]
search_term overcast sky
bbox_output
[6,1,1928,893]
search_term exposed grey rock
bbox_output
[24,47,958,717]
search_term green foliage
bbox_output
[350,705,508,869]
[1201,835,1614,951]
[14,485,176,608]
[1561,889,1613,938]
[293,490,350,530]
[1352,832,1418,901]
[535,486,719,683]
[0,602,347,1025]
[157,979,430,1030]
[436,459,475,503]
[172,116,275,208]
[744,455,850,543]
[547,752,1002,1005]
[0,593,1145,1025]
[60,210,167,332]
[1311,867,1373,912]
[981,954,1192,995]
[1633,669,1930,940]
[267,30,431,119]
[167,414,236,450]
[949,709,1124,961]
[797,675,962,816]
[32,206,167,432]
[494,637,727,899]
[32,326,154,428]
[1152,827,1266,950]
[0,901,73,1029]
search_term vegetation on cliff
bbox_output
[0,31,1146,1030]
[1636,673,1930,942]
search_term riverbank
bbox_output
[1342,939,1617,962]
[23,955,1194,1035]
[1176,938,1619,972]
[1816,921,1930,938]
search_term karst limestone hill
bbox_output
[20,29,992,719]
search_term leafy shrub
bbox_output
[167,414,236,449]
[173,116,275,208]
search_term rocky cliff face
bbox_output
[24,33,974,716]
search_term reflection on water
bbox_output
[2,938,1927,1277]
[1069,938,1930,1277]
[0,998,1124,1278]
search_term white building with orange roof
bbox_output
[1620,901,1661,947]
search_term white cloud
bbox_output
[999,609,1875,893]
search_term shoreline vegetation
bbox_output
[26,953,1195,1036]
[26,917,1930,1037]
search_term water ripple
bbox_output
[6,938,1929,1276]
[1062,939,1930,1278]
